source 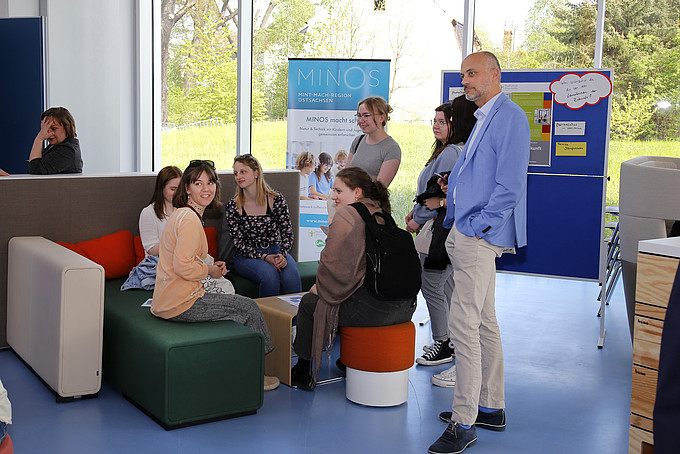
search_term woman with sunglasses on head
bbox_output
[151,160,279,391]
[346,96,401,187]
[405,95,478,371]
[226,154,302,298]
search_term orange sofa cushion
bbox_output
[57,226,219,279]
[133,235,145,265]
[57,230,136,279]
[56,241,87,256]
[340,322,415,373]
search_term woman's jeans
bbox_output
[233,244,302,297]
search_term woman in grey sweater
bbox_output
[346,96,401,187]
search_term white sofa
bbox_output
[7,236,104,399]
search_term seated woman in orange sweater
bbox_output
[151,159,279,391]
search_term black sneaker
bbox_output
[291,360,316,391]
[439,409,506,432]
[417,339,453,366]
[428,423,477,454]
[336,358,346,372]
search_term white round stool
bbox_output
[340,322,415,407]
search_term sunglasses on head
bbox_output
[188,159,215,169]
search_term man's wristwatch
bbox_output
[439,198,445,208]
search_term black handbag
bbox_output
[423,208,451,270]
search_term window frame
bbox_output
[146,0,606,170]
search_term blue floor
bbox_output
[1,273,632,453]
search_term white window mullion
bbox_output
[236,0,253,156]
[462,0,475,58]
[138,0,156,171]
[594,0,606,68]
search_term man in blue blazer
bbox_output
[429,51,530,454]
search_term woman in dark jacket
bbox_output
[27,107,83,174]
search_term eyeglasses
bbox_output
[355,113,374,120]
[431,119,447,127]
[189,159,215,168]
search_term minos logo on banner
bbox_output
[288,59,390,111]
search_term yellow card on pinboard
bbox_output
[555,142,587,156]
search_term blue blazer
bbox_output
[443,93,530,249]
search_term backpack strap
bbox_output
[350,201,372,223]
[350,134,366,155]
[351,202,396,228]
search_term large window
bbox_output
[159,0,469,222]
[159,0,241,171]
[249,0,468,220]
[157,0,680,221]
[469,0,680,207]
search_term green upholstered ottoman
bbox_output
[297,260,319,292]
[102,279,264,429]
[229,260,318,298]
[229,274,259,299]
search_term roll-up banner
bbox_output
[287,59,390,261]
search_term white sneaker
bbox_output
[431,365,456,388]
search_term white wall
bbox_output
[0,0,39,16]
[42,0,139,173]
[1,0,141,173]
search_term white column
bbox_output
[462,0,475,58]
[152,0,161,171]
[138,0,155,172]
[594,0,606,68]
[236,0,253,156]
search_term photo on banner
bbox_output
[287,58,390,261]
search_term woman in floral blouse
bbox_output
[226,154,302,297]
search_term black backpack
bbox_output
[351,202,422,301]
